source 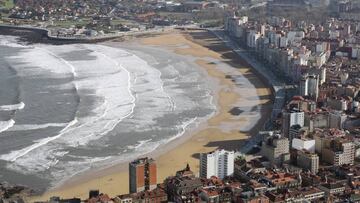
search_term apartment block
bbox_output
[261,135,290,165]
[129,157,157,193]
[297,150,319,174]
[322,138,355,166]
[200,149,234,179]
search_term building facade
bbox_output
[283,110,305,138]
[322,138,355,166]
[297,150,319,174]
[129,157,157,193]
[200,149,235,179]
[261,135,290,165]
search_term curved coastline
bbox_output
[28,29,274,201]
[0,24,174,44]
[0,24,119,43]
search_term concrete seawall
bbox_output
[0,25,121,44]
[0,24,176,44]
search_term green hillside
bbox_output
[1,0,14,9]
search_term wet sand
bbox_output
[29,29,273,202]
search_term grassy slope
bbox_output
[2,0,14,9]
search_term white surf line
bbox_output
[0,119,15,134]
[0,45,126,162]
[8,123,68,131]
[0,47,82,162]
[37,47,78,78]
[2,100,113,161]
[143,53,176,111]
[0,118,78,162]
[73,46,137,144]
[0,35,27,48]
[0,102,25,111]
[155,63,176,112]
[132,53,176,112]
[127,139,153,150]
[131,74,139,119]
[165,116,198,144]
[41,48,116,143]
[88,46,136,118]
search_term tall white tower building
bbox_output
[299,76,309,96]
[200,149,234,179]
[308,74,319,101]
[299,74,319,101]
[283,110,305,138]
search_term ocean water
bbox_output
[0,36,215,191]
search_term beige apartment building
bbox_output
[321,138,355,166]
[261,135,290,165]
[297,150,319,174]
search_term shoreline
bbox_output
[29,29,273,202]
[0,24,176,44]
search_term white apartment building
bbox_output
[292,138,316,153]
[247,30,260,48]
[299,76,309,96]
[299,74,319,100]
[308,74,319,100]
[287,31,305,44]
[283,110,305,138]
[199,149,234,179]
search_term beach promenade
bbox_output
[209,29,288,153]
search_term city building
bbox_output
[200,149,235,179]
[165,165,202,202]
[296,150,319,174]
[282,109,305,138]
[322,138,355,166]
[116,186,168,203]
[289,124,308,144]
[329,111,347,129]
[300,74,320,101]
[318,183,346,197]
[247,30,260,48]
[262,171,301,189]
[292,137,315,153]
[237,195,270,203]
[308,74,319,101]
[261,134,290,165]
[129,157,157,193]
[299,76,309,96]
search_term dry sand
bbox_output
[29,29,273,202]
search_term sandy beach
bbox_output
[29,29,273,202]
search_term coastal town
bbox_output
[0,0,228,39]
[0,0,360,203]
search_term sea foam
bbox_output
[0,102,25,111]
[0,118,78,162]
[0,119,15,134]
[0,44,138,166]
[8,123,68,131]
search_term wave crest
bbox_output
[0,102,25,111]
